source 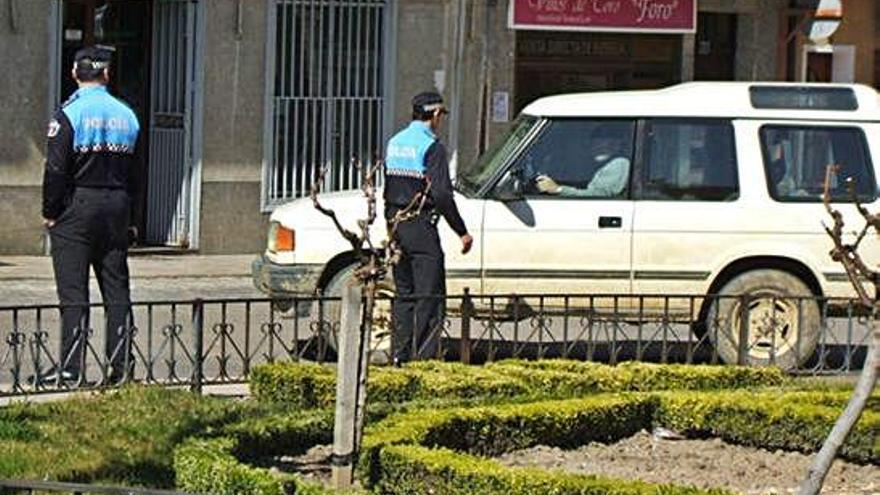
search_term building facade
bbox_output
[0,0,876,255]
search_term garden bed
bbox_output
[498,430,880,495]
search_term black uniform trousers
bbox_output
[49,187,133,379]
[391,214,446,363]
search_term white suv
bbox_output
[253,82,880,369]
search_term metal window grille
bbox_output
[266,0,388,206]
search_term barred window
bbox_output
[265,0,388,207]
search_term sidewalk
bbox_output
[0,253,255,281]
[0,253,263,305]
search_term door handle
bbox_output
[598,216,622,228]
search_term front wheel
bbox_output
[704,269,821,370]
[321,263,395,365]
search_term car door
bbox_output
[630,118,740,308]
[439,192,486,296]
[480,118,636,304]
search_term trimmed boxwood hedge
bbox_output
[250,359,788,408]
[250,362,337,409]
[174,437,296,495]
[358,388,879,493]
[373,444,734,495]
[174,433,371,495]
[360,394,657,483]
[222,409,334,460]
[654,389,880,464]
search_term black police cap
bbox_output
[412,91,448,115]
[74,45,114,71]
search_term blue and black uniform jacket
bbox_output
[383,120,468,237]
[42,85,141,220]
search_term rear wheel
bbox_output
[322,263,395,365]
[704,269,820,370]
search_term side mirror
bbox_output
[492,170,525,202]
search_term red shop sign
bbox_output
[509,0,697,33]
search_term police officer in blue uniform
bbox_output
[384,92,473,365]
[41,46,141,384]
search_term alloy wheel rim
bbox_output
[729,295,800,361]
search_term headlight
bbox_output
[267,221,295,253]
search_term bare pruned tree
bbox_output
[798,165,879,495]
[310,160,429,489]
[310,160,431,292]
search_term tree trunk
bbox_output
[797,326,879,495]
[331,282,365,489]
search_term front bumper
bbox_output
[251,255,323,298]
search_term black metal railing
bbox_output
[0,479,194,495]
[0,292,871,397]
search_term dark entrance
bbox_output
[60,0,151,241]
[805,51,833,82]
[694,12,737,80]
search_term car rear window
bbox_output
[760,125,876,203]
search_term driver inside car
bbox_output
[534,127,631,198]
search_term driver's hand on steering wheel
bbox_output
[535,174,561,194]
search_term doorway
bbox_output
[805,51,833,81]
[57,0,201,249]
[694,12,737,80]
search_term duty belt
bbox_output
[387,205,438,225]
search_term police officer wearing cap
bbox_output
[384,91,473,365]
[41,46,141,384]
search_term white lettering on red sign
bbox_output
[632,0,678,23]
[592,0,621,15]
[527,0,569,12]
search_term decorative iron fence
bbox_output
[0,292,871,397]
[0,478,194,495]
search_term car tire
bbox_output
[322,262,395,365]
[704,269,821,370]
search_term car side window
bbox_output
[510,119,636,199]
[636,119,739,201]
[760,126,876,203]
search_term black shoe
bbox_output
[104,371,131,386]
[30,369,82,386]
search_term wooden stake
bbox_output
[331,281,364,489]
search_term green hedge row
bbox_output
[250,360,788,408]
[373,444,733,495]
[360,394,656,485]
[174,437,296,495]
[222,409,334,460]
[173,433,370,495]
[655,389,880,464]
[359,388,878,494]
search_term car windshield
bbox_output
[457,115,540,195]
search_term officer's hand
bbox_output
[535,174,561,194]
[128,226,139,246]
[460,233,473,255]
[43,218,56,229]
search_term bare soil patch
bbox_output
[273,433,879,494]
[497,430,879,495]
